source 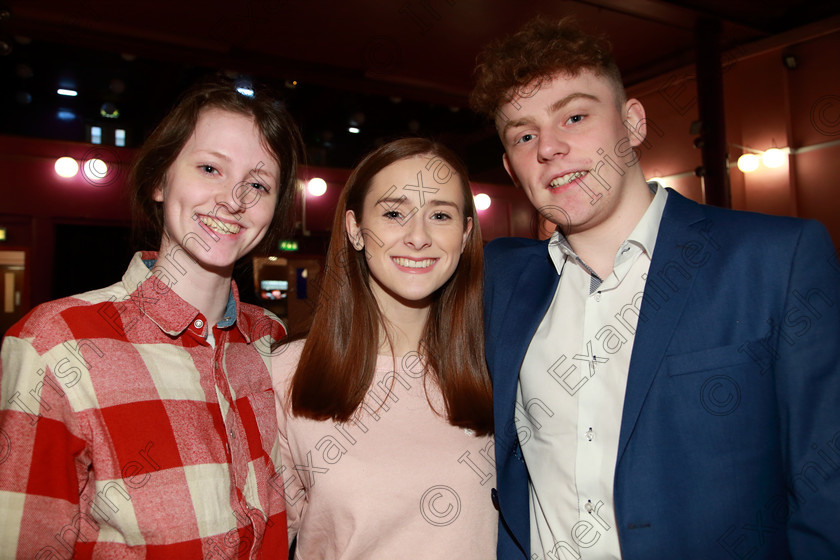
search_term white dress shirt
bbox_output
[516,183,668,560]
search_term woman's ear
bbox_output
[152,184,164,202]
[345,210,364,251]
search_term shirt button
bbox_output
[585,500,594,513]
[594,292,601,302]
[585,427,594,441]
[230,430,236,439]
[194,319,204,329]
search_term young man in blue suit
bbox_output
[470,16,840,560]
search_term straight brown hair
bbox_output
[288,138,493,435]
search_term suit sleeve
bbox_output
[777,220,840,557]
[0,321,90,559]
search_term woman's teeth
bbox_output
[393,257,436,268]
[200,216,241,234]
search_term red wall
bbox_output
[628,28,840,249]
[0,136,534,309]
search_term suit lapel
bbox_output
[490,245,558,553]
[493,249,558,396]
[617,191,707,461]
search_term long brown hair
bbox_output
[289,138,493,435]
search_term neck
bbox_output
[155,238,233,326]
[565,177,654,279]
[374,294,431,357]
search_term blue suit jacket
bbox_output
[484,190,840,559]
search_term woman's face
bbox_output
[345,155,472,311]
[154,107,279,276]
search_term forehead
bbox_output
[365,156,465,206]
[495,69,619,127]
[184,108,278,167]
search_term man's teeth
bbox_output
[550,171,588,188]
[393,257,436,268]
[200,216,241,234]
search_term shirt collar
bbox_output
[122,251,249,340]
[547,181,668,275]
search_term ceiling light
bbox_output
[55,157,79,178]
[83,159,108,181]
[474,193,491,211]
[307,178,327,197]
[57,88,77,97]
[348,126,360,134]
[761,148,786,168]
[737,153,760,173]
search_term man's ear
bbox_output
[624,98,647,148]
[345,210,364,251]
[502,153,522,189]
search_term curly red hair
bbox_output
[470,16,625,121]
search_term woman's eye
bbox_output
[431,212,451,221]
[200,164,217,174]
[383,210,402,219]
[250,182,269,193]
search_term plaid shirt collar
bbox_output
[122,251,254,342]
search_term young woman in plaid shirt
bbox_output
[0,77,303,558]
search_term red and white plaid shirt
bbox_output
[0,251,288,559]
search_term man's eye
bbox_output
[568,114,585,124]
[516,133,535,145]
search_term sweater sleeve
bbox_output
[270,340,308,550]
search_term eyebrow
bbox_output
[377,197,460,210]
[195,149,276,181]
[195,149,231,162]
[501,92,600,136]
[426,199,460,210]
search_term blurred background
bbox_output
[1,0,839,335]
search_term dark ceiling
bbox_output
[2,0,840,182]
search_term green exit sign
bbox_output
[279,240,298,251]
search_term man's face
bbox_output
[497,70,647,236]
